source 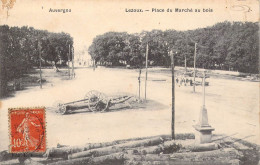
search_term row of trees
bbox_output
[0,25,73,97]
[88,21,259,73]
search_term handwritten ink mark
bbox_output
[230,5,252,12]
[230,5,252,21]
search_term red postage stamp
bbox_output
[9,107,46,153]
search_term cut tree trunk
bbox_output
[48,157,91,165]
[124,159,240,165]
[127,139,183,155]
[163,140,218,152]
[127,145,164,155]
[68,137,163,159]
[123,154,171,161]
[191,143,219,152]
[88,153,125,165]
[170,148,242,161]
[45,141,128,159]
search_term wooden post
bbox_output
[68,44,71,79]
[145,43,148,101]
[185,55,187,73]
[38,41,42,89]
[138,69,141,100]
[170,50,175,140]
[72,47,75,78]
[193,43,197,93]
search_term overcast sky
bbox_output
[0,0,258,58]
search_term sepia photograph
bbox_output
[0,0,259,164]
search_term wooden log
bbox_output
[128,145,164,155]
[47,151,240,165]
[64,101,100,111]
[24,158,44,165]
[45,141,126,159]
[163,140,218,152]
[66,104,89,111]
[0,150,12,162]
[124,159,240,165]
[0,150,44,162]
[0,159,20,165]
[68,137,163,159]
[123,154,171,161]
[175,140,218,152]
[46,136,169,159]
[161,140,182,153]
[88,153,125,165]
[126,140,217,157]
[30,157,65,165]
[128,140,182,155]
[48,153,124,165]
[110,96,133,104]
[191,143,219,152]
[170,148,242,161]
[157,133,195,141]
[48,157,91,165]
[45,134,194,160]
[127,139,196,155]
[108,133,194,144]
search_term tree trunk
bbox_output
[45,134,195,159]
[124,159,240,165]
[173,140,219,152]
[68,137,163,159]
[170,148,242,161]
[124,154,171,161]
[45,141,128,159]
[127,145,164,155]
[48,157,91,165]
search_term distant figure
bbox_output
[176,78,179,84]
[13,79,21,91]
[53,64,59,72]
[190,79,193,86]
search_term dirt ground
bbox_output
[0,67,259,151]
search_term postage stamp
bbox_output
[9,107,46,153]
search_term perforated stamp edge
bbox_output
[8,107,47,153]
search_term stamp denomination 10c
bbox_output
[9,108,46,153]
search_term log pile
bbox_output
[0,133,259,165]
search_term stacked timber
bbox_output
[1,133,257,165]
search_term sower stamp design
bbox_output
[9,108,46,153]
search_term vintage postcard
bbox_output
[0,0,259,164]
